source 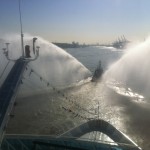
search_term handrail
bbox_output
[2,133,141,150]
[60,119,141,150]
[0,58,27,145]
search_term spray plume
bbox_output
[0,33,91,96]
[103,37,150,99]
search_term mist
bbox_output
[0,33,91,96]
[103,37,150,100]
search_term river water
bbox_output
[6,46,150,150]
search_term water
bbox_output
[65,46,122,72]
[2,35,150,149]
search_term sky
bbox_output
[0,0,150,44]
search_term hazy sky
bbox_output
[0,0,150,43]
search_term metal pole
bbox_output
[18,0,24,58]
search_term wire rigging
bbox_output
[25,65,96,116]
[0,60,10,80]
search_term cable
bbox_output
[0,60,10,80]
[26,65,96,116]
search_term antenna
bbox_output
[18,0,24,57]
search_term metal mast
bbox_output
[18,0,24,57]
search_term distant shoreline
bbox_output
[52,42,89,49]
[52,42,111,49]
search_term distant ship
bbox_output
[112,35,129,49]
[91,61,103,82]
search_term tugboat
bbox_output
[91,60,103,82]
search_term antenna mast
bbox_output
[18,0,24,57]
